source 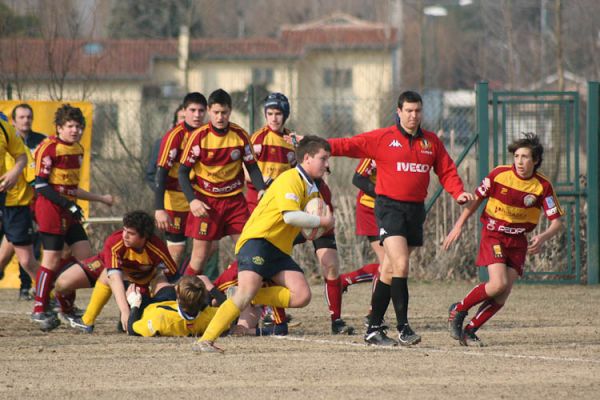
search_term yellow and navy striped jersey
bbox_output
[34,136,83,201]
[180,122,256,198]
[248,125,295,190]
[235,166,321,256]
[355,158,377,208]
[477,165,564,235]
[132,301,218,337]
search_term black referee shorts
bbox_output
[375,195,426,247]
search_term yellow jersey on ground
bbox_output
[132,301,218,337]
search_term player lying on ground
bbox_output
[127,275,224,337]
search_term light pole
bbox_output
[420,5,448,92]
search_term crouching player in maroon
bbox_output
[55,210,177,333]
[193,136,334,353]
[444,133,563,346]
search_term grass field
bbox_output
[1,281,599,399]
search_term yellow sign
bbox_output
[0,100,93,288]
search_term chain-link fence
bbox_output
[85,88,479,281]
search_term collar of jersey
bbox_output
[177,303,198,321]
[295,165,319,195]
[209,122,229,136]
[395,114,423,139]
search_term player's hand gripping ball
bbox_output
[301,197,328,240]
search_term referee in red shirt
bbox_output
[314,91,475,346]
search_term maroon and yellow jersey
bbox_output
[212,261,239,293]
[328,126,465,202]
[355,158,377,209]
[156,122,193,212]
[180,122,256,198]
[34,136,83,201]
[248,126,296,191]
[100,230,177,285]
[477,165,564,235]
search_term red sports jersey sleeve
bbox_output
[157,123,186,170]
[34,140,54,180]
[328,127,465,202]
[430,135,465,199]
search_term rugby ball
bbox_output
[301,197,328,240]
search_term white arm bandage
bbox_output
[107,269,124,278]
[283,211,321,228]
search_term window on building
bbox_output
[323,68,352,88]
[252,68,274,85]
[83,42,104,55]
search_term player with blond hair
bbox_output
[127,275,219,337]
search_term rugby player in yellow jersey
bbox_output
[0,112,35,289]
[193,135,335,353]
[127,275,219,337]
[0,114,29,281]
[0,104,47,300]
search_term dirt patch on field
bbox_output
[1,281,599,399]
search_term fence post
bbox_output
[476,81,489,282]
[587,81,599,284]
[248,84,255,134]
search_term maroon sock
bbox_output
[466,300,504,331]
[341,263,379,289]
[456,283,490,312]
[183,263,199,276]
[272,307,287,324]
[33,266,56,314]
[55,291,75,314]
[325,277,343,321]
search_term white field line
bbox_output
[274,335,600,364]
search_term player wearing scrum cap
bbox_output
[247,93,354,335]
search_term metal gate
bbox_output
[477,83,583,283]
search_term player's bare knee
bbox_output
[487,280,509,297]
[54,277,68,294]
[291,288,311,307]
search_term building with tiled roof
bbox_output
[0,13,399,157]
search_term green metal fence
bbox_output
[587,82,599,284]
